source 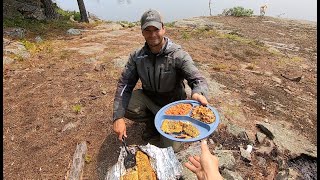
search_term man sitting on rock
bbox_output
[112,9,209,151]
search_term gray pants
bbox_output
[124,89,183,152]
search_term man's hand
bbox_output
[113,118,127,141]
[184,140,223,180]
[192,93,208,106]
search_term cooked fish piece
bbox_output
[182,122,200,138]
[191,105,215,124]
[136,151,157,180]
[120,169,138,180]
[161,120,200,138]
[161,119,183,134]
[175,134,192,139]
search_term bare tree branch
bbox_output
[209,0,212,16]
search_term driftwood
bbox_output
[67,141,88,180]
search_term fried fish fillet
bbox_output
[161,119,200,138]
[182,122,200,138]
[136,151,157,180]
[161,119,183,134]
[175,134,192,139]
[120,169,138,180]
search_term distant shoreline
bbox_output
[276,17,317,25]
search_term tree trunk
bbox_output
[41,0,58,20]
[209,0,212,16]
[77,0,89,23]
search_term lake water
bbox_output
[54,0,317,23]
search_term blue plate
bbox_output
[155,100,220,142]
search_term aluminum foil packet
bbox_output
[105,143,183,180]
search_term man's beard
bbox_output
[147,38,163,47]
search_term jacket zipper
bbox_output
[158,67,162,90]
[153,57,157,93]
[147,67,153,89]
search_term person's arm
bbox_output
[184,140,223,180]
[112,53,139,141]
[177,51,209,105]
[113,118,127,141]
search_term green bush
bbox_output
[118,21,136,28]
[222,6,254,17]
[164,22,175,27]
[56,7,81,21]
[72,104,82,114]
[181,31,191,40]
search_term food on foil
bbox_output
[161,119,200,138]
[165,103,192,115]
[106,144,183,180]
[136,151,157,180]
[191,105,215,123]
[120,170,138,180]
[120,150,156,180]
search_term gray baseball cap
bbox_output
[140,9,163,30]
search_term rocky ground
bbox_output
[3,16,317,179]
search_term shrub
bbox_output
[118,21,136,28]
[164,22,175,27]
[222,6,254,17]
[72,104,82,114]
[181,31,191,40]
[55,7,81,21]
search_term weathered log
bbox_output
[68,141,87,180]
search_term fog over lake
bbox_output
[54,0,317,22]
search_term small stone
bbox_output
[256,156,266,166]
[246,145,253,153]
[240,147,252,162]
[288,168,300,179]
[67,28,81,35]
[245,90,256,96]
[256,132,267,144]
[3,57,15,65]
[209,138,214,144]
[264,71,273,76]
[221,169,244,180]
[251,70,263,75]
[62,122,77,132]
[272,76,282,84]
[35,36,43,43]
[277,32,285,36]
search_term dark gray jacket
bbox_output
[113,37,208,121]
